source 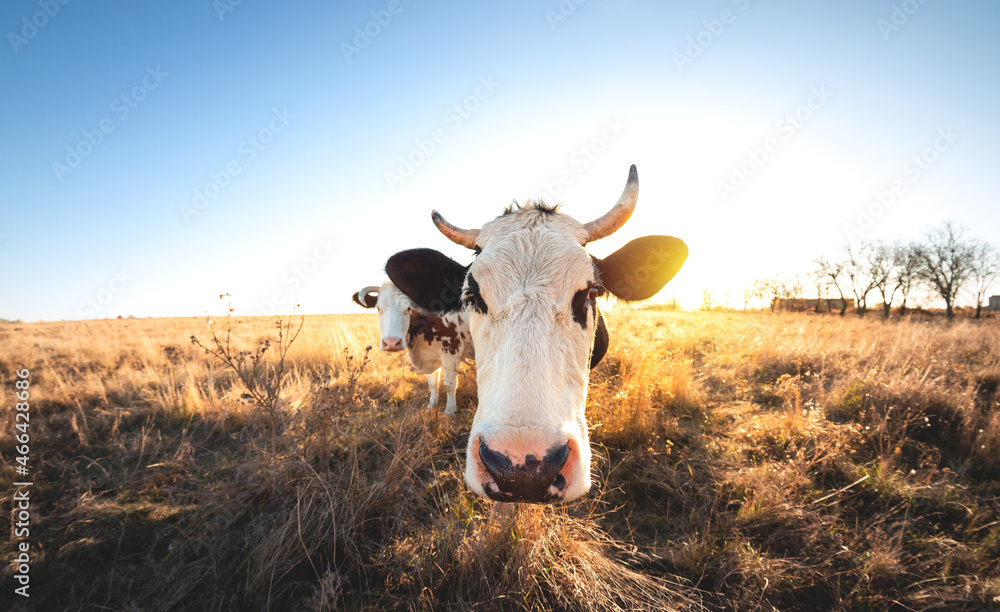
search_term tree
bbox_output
[842,243,877,317]
[868,241,897,319]
[893,242,921,316]
[746,279,770,310]
[810,270,829,313]
[968,240,1000,319]
[914,221,976,321]
[815,256,849,315]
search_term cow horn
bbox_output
[353,286,380,308]
[432,210,479,250]
[583,165,638,243]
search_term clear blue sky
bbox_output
[2,0,998,320]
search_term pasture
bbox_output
[2,310,999,610]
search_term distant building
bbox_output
[989,295,1000,311]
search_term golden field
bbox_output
[2,310,999,611]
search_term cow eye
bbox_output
[587,286,602,301]
[462,288,488,315]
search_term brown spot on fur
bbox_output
[408,311,462,354]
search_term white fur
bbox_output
[463,209,597,501]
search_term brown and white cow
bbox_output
[353,282,473,415]
[386,165,687,503]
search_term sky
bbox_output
[2,0,999,320]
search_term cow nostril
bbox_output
[478,438,514,479]
[478,437,570,503]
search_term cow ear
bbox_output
[595,236,688,301]
[386,248,468,312]
[590,308,609,369]
[352,289,378,309]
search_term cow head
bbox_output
[386,165,687,503]
[352,282,413,352]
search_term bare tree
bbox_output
[843,243,877,317]
[700,289,716,311]
[762,277,780,311]
[915,221,977,321]
[782,274,804,303]
[815,256,849,315]
[869,241,897,319]
[893,241,921,316]
[746,279,770,310]
[968,239,1000,318]
[810,270,829,313]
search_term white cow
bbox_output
[353,282,472,415]
[386,165,688,503]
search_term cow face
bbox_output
[386,166,687,503]
[352,282,413,352]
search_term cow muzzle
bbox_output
[471,432,581,503]
[380,337,404,351]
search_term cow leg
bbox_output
[441,356,460,416]
[427,371,439,408]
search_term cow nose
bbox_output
[478,437,570,503]
[381,337,404,351]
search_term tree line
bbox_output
[745,221,1000,320]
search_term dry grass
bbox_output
[2,310,999,611]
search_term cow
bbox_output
[352,282,473,416]
[385,165,687,503]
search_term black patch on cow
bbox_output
[352,290,378,309]
[571,283,603,329]
[594,235,688,301]
[464,273,488,315]
[386,248,468,313]
[590,308,609,369]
